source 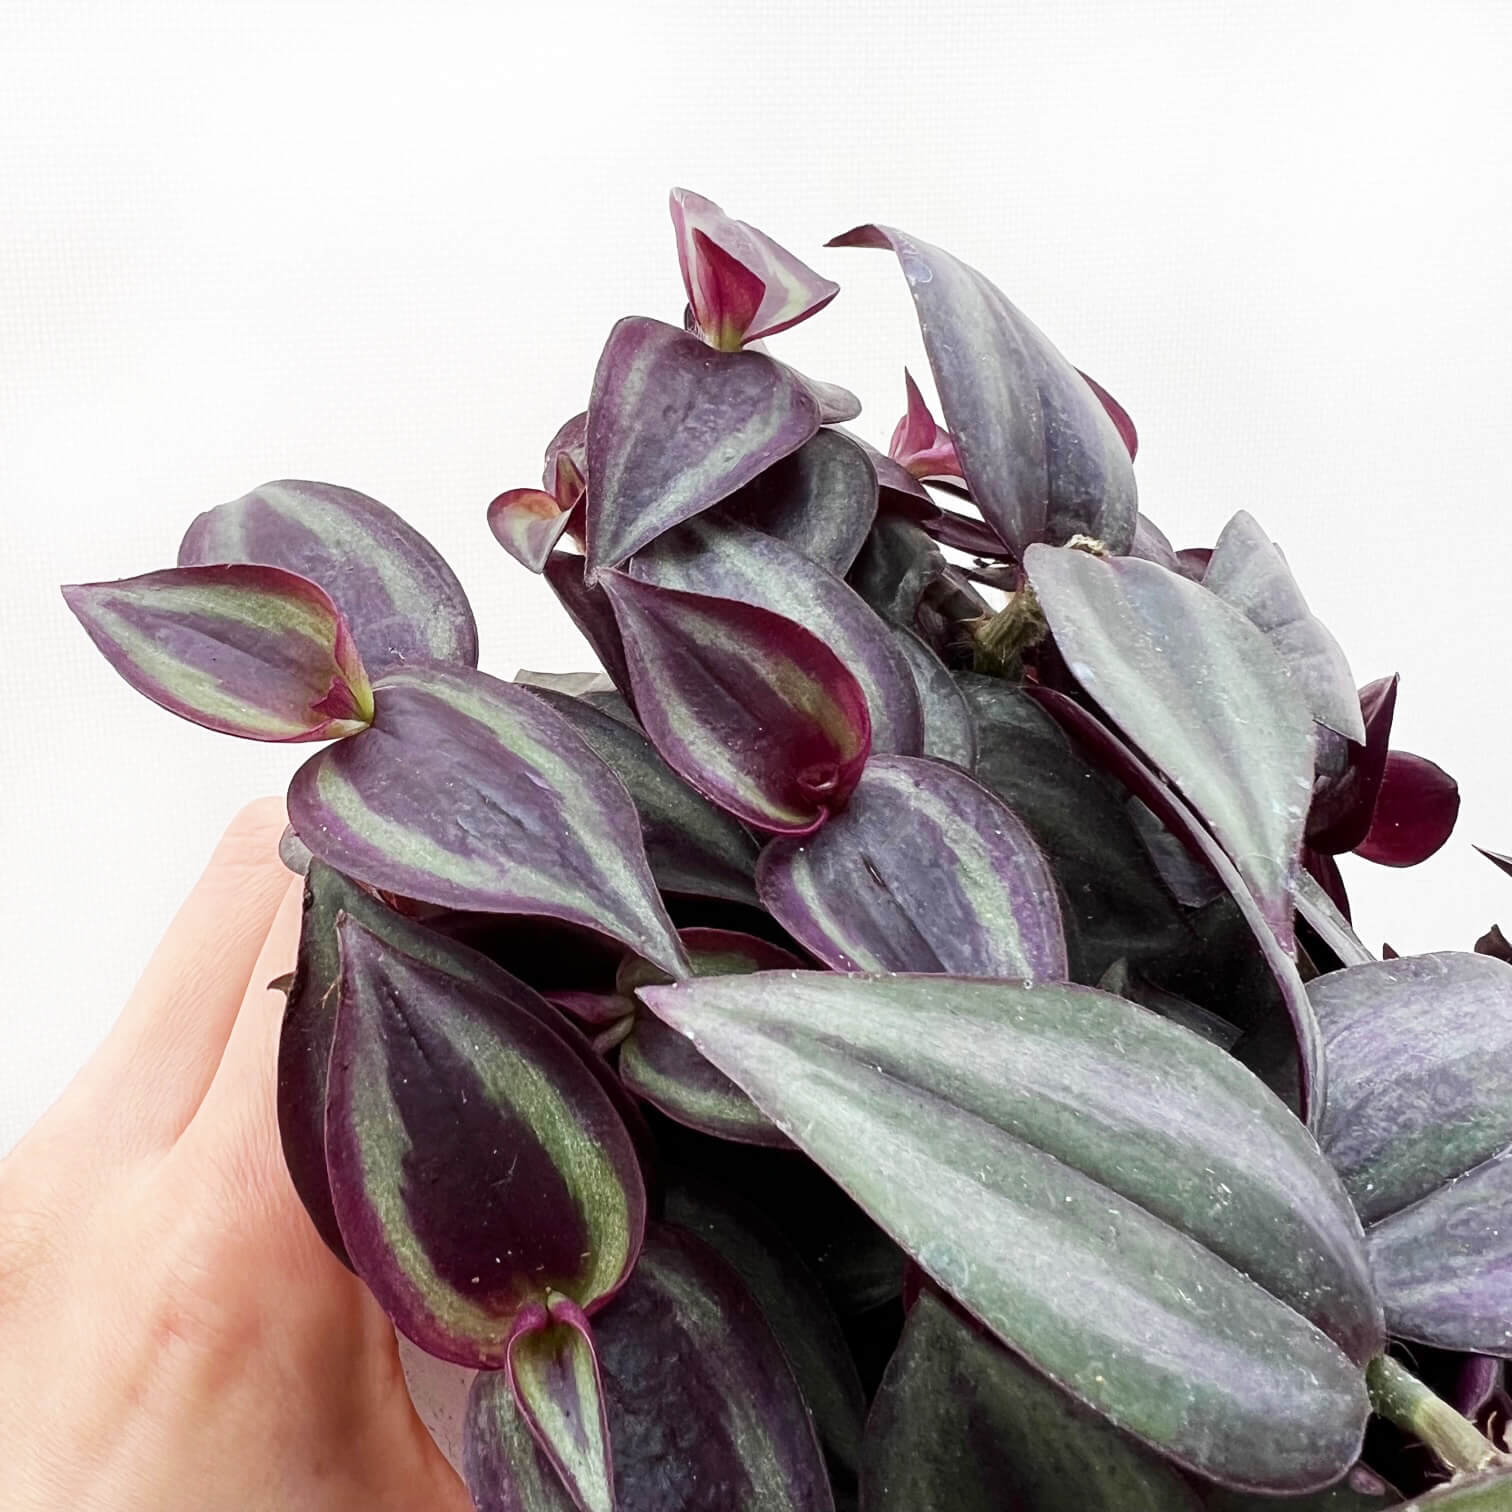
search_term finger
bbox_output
[77,798,294,1151]
[179,873,311,1236]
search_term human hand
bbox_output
[0,800,472,1511]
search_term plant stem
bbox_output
[1368,1355,1509,1476]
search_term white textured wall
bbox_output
[3,0,1509,1150]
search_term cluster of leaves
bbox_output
[65,189,1512,1511]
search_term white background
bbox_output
[3,0,1509,1153]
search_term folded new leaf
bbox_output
[63,564,373,741]
[464,1226,833,1511]
[599,573,871,835]
[1026,545,1315,952]
[325,915,646,1368]
[178,479,478,672]
[757,755,1067,978]
[629,514,923,756]
[286,664,689,977]
[671,188,839,350]
[488,450,586,573]
[829,224,1137,556]
[584,316,820,575]
[863,1289,1201,1510]
[638,971,1380,1492]
[1313,951,1512,1354]
[506,1295,613,1512]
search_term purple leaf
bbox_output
[1099,958,1243,1051]
[829,224,1137,556]
[542,552,632,698]
[843,430,941,521]
[287,663,688,977]
[1026,546,1315,951]
[488,449,585,575]
[847,515,948,630]
[1312,951,1512,1353]
[1026,684,1326,1127]
[1305,845,1354,919]
[63,564,373,741]
[1478,847,1512,880]
[1476,924,1512,964]
[1354,751,1460,866]
[467,1225,834,1511]
[718,427,878,575]
[583,317,820,575]
[1203,511,1365,742]
[1127,513,1181,571]
[757,755,1066,978]
[629,514,923,755]
[775,362,861,423]
[178,478,478,672]
[505,1296,613,1512]
[887,369,963,480]
[542,411,588,491]
[278,862,653,1271]
[885,624,977,769]
[616,929,801,1146]
[598,573,872,835]
[325,916,647,1367]
[522,686,759,905]
[863,1289,1200,1510]
[1454,1356,1505,1419]
[1176,546,1213,580]
[671,188,839,348]
[1309,676,1399,853]
[663,1179,866,1478]
[1077,368,1139,460]
[919,504,1013,558]
[1294,869,1375,970]
[639,970,1378,1491]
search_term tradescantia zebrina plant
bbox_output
[64,187,1512,1510]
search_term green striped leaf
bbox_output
[466,1226,834,1511]
[325,916,646,1367]
[1313,952,1512,1353]
[885,622,977,768]
[584,316,820,575]
[1025,546,1315,952]
[278,861,652,1269]
[63,564,372,741]
[600,573,872,835]
[506,1296,613,1512]
[664,1179,867,1478]
[756,755,1066,977]
[616,929,801,1146]
[863,1289,1200,1510]
[523,686,759,905]
[178,478,478,672]
[638,971,1380,1492]
[629,515,923,757]
[828,224,1137,556]
[287,663,688,978]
